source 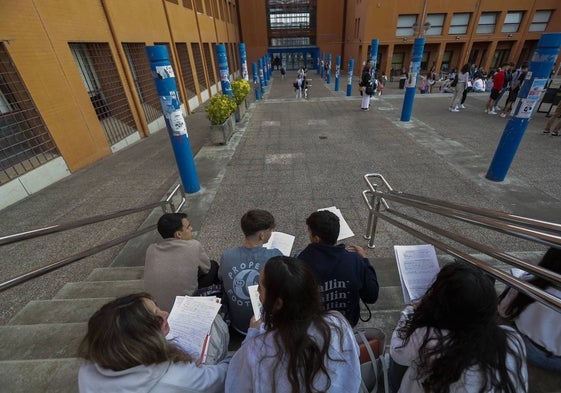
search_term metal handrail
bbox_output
[361,173,561,313]
[0,184,186,292]
[0,184,185,247]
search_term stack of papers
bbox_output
[394,244,440,304]
[166,296,222,362]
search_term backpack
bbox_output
[450,74,458,87]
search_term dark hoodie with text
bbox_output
[298,243,379,326]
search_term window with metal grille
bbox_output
[204,43,217,86]
[175,43,197,98]
[0,44,60,185]
[267,0,316,47]
[69,43,137,146]
[191,43,207,90]
[122,43,161,124]
[194,0,203,12]
[182,0,193,9]
[227,43,235,75]
[219,0,227,20]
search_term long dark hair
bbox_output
[398,263,526,393]
[260,256,343,393]
[78,293,192,371]
[504,247,561,318]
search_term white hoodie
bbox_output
[78,358,229,393]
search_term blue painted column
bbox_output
[258,58,265,95]
[346,58,355,96]
[252,62,260,100]
[146,45,200,193]
[334,55,341,91]
[486,33,561,181]
[261,57,268,87]
[326,54,332,84]
[400,37,425,121]
[370,39,379,81]
[215,44,232,98]
[239,43,248,81]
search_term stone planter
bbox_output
[235,98,247,122]
[209,114,235,145]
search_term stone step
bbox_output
[86,266,144,281]
[0,359,80,393]
[53,280,144,299]
[369,286,406,311]
[0,323,85,361]
[8,298,114,325]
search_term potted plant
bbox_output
[231,78,251,122]
[205,93,237,144]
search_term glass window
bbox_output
[396,15,417,37]
[502,11,523,33]
[529,10,552,32]
[449,13,470,35]
[391,52,404,73]
[477,12,498,34]
[425,14,445,36]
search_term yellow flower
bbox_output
[206,94,237,125]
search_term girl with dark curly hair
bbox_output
[390,263,528,393]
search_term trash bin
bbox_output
[399,76,406,89]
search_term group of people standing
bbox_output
[75,205,559,392]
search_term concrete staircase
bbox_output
[0,267,144,393]
[1,258,560,392]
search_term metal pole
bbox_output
[326,53,332,84]
[346,58,354,96]
[258,58,265,95]
[370,38,379,79]
[400,37,425,121]
[252,62,260,100]
[146,45,200,193]
[335,55,341,91]
[239,43,248,81]
[486,33,561,181]
[216,44,232,98]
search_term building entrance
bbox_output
[269,47,319,71]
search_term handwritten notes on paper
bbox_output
[166,296,221,361]
[394,244,440,304]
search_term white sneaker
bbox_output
[484,109,488,113]
[488,110,497,115]
[450,108,460,112]
[499,113,506,118]
[460,104,466,109]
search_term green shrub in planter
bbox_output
[231,79,251,105]
[205,94,236,125]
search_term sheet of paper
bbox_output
[263,231,295,256]
[166,296,221,360]
[247,284,262,320]
[318,206,355,241]
[394,244,440,303]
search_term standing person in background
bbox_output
[360,59,373,111]
[389,263,528,393]
[449,64,469,112]
[493,62,514,112]
[486,64,507,115]
[544,102,561,136]
[225,256,361,393]
[500,62,529,118]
